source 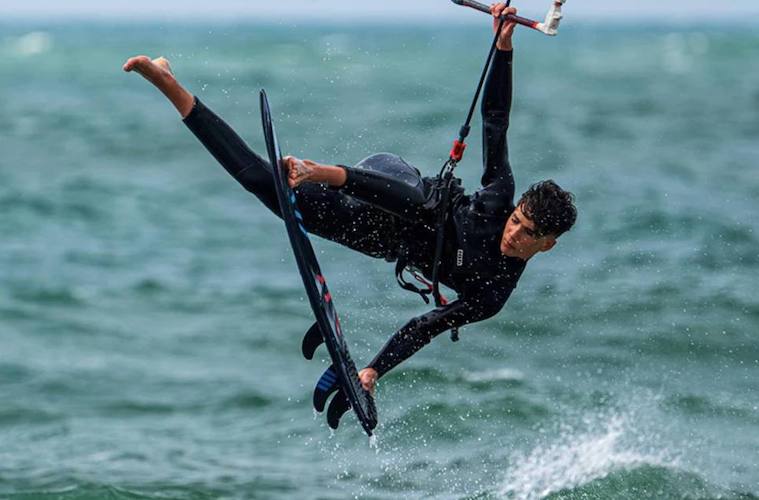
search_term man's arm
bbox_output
[480,4,518,201]
[480,49,515,196]
[367,287,514,379]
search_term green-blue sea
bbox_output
[1,19,758,499]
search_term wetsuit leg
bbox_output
[340,153,432,221]
[182,98,402,260]
[293,184,402,260]
[183,98,281,216]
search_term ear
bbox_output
[540,237,557,253]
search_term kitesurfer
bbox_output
[123,3,576,396]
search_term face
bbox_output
[500,204,557,260]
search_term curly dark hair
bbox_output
[517,180,577,238]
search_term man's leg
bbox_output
[124,55,282,215]
[123,56,194,118]
[181,98,403,258]
[295,184,401,260]
[182,97,283,216]
[124,55,402,258]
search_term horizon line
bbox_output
[2,14,758,27]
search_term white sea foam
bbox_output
[499,413,675,500]
[9,32,53,56]
[463,368,525,383]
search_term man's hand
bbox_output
[491,3,518,51]
[358,368,378,395]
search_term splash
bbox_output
[500,413,675,499]
[368,433,379,451]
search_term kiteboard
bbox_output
[259,90,378,436]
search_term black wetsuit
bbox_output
[184,49,524,378]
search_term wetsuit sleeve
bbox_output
[337,166,427,219]
[480,49,515,202]
[367,287,513,378]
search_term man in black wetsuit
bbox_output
[123,3,577,395]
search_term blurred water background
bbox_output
[0,18,758,499]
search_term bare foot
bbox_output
[283,156,318,188]
[358,368,378,395]
[123,55,174,84]
[282,156,348,189]
[123,55,194,118]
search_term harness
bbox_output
[394,261,443,306]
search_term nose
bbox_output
[509,226,524,242]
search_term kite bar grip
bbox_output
[451,0,566,36]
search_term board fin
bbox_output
[326,389,351,430]
[301,322,324,360]
[313,365,339,412]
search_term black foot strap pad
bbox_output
[301,322,324,360]
[313,365,339,412]
[327,389,351,430]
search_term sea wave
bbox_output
[500,412,676,500]
[462,368,526,384]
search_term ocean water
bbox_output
[1,20,758,499]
